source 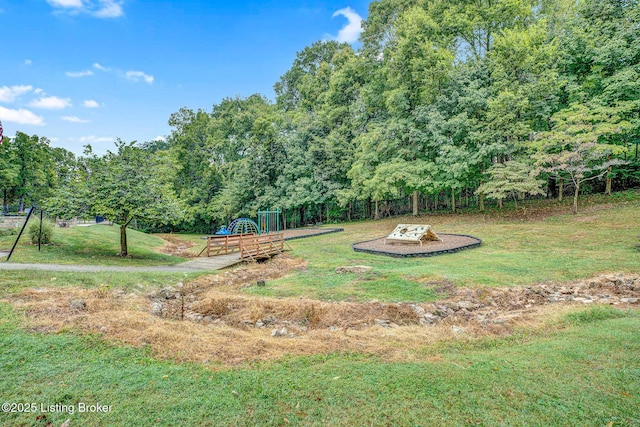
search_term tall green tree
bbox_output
[48,141,182,256]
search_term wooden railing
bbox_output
[202,233,255,257]
[240,233,285,261]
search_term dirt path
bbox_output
[0,253,242,273]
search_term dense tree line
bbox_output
[165,0,639,230]
[3,0,639,233]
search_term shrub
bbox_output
[27,218,55,245]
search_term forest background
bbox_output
[1,0,639,233]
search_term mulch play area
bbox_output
[352,233,482,258]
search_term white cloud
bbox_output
[66,70,94,78]
[79,135,114,143]
[0,85,34,103]
[62,116,91,123]
[332,7,363,44]
[46,0,124,18]
[83,99,100,108]
[94,0,123,18]
[0,106,45,125]
[24,59,32,66]
[93,62,108,71]
[29,96,72,110]
[125,70,154,84]
[47,0,83,8]
[154,135,166,142]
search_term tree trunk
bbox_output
[412,191,418,216]
[374,199,380,220]
[605,157,612,196]
[2,189,7,214]
[558,178,564,202]
[451,188,456,213]
[348,202,352,222]
[120,224,128,256]
[573,182,580,214]
[479,193,485,212]
[498,198,503,209]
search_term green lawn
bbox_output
[1,193,639,425]
[1,303,638,426]
[247,191,640,302]
[0,223,183,266]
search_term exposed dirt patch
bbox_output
[157,233,198,258]
[4,263,639,366]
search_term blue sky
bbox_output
[1,0,370,154]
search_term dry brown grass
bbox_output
[156,233,198,258]
[9,285,565,366]
[7,266,638,367]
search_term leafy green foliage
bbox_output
[26,218,54,245]
[476,161,545,208]
[7,0,640,229]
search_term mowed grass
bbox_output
[247,191,640,302]
[0,223,183,266]
[1,303,638,426]
[0,270,201,297]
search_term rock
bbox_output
[375,319,391,328]
[69,299,87,311]
[335,265,372,274]
[548,294,563,302]
[151,302,164,316]
[262,316,276,325]
[451,326,465,334]
[620,298,639,304]
[256,321,265,328]
[60,420,71,427]
[411,304,426,317]
[457,300,474,310]
[157,287,177,300]
[271,327,288,337]
[420,313,439,325]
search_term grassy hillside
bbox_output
[0,223,183,266]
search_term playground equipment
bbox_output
[384,224,441,246]
[228,218,259,235]
[214,225,230,235]
[258,209,281,234]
